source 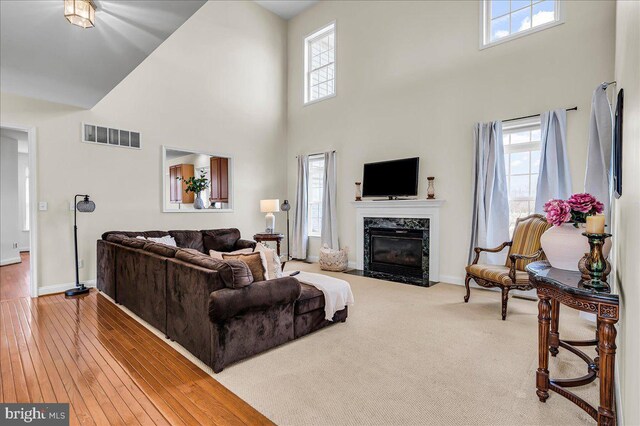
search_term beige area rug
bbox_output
[111,262,599,425]
[214,262,599,426]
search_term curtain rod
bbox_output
[503,106,577,123]
[296,150,336,158]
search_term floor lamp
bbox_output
[65,194,96,297]
[281,200,291,260]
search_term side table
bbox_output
[527,261,619,426]
[253,233,284,256]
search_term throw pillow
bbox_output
[222,252,267,282]
[253,243,283,280]
[148,235,177,247]
[209,248,253,260]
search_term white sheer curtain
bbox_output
[534,109,572,213]
[321,151,339,249]
[585,84,613,224]
[469,121,510,265]
[291,155,309,260]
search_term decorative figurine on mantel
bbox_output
[426,177,435,199]
[355,182,362,201]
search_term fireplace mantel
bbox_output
[351,199,445,282]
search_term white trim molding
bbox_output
[0,257,22,266]
[352,199,445,282]
[38,279,96,297]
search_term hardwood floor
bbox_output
[0,290,273,425]
[0,252,30,301]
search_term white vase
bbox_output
[540,223,612,271]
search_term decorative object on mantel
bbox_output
[426,177,435,199]
[319,244,349,272]
[539,194,611,271]
[280,200,291,260]
[260,199,280,233]
[355,182,362,201]
[582,232,612,291]
[65,194,96,297]
[179,170,209,209]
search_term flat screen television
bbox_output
[362,157,419,198]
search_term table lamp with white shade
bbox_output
[260,199,280,233]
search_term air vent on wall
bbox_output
[82,123,141,149]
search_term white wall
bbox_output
[612,1,640,424]
[18,152,30,251]
[0,1,288,288]
[286,1,616,282]
[0,136,20,265]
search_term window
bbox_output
[307,154,325,237]
[481,0,563,48]
[503,118,541,234]
[304,22,335,104]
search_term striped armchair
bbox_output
[465,214,551,320]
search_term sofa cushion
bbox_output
[202,228,241,253]
[102,230,168,240]
[209,277,301,323]
[222,252,266,282]
[294,283,325,315]
[120,237,147,249]
[175,249,253,289]
[143,242,179,258]
[169,230,205,253]
[105,233,127,244]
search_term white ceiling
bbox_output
[0,0,206,109]
[254,0,317,20]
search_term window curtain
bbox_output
[534,109,572,213]
[321,151,339,249]
[584,84,613,224]
[469,121,510,265]
[291,155,309,260]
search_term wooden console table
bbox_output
[526,261,619,425]
[253,233,284,256]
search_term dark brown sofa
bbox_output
[96,228,347,372]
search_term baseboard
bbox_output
[38,279,96,296]
[0,257,21,266]
[304,256,357,270]
[439,274,464,286]
[18,247,30,252]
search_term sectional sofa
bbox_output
[96,228,347,372]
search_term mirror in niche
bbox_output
[162,146,232,212]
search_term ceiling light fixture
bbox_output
[64,0,96,29]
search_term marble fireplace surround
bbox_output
[352,199,445,282]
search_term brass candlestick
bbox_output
[582,233,612,291]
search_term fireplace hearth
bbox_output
[362,217,431,286]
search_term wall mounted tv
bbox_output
[362,157,419,199]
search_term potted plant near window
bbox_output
[179,170,210,209]
[540,193,611,271]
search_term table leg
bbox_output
[550,299,560,357]
[597,318,617,425]
[536,295,552,402]
[276,240,281,256]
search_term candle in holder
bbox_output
[586,214,606,234]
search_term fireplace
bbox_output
[363,217,431,286]
[369,228,423,278]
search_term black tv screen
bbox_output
[362,157,419,198]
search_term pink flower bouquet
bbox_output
[543,193,604,227]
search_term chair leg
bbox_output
[464,275,471,303]
[501,287,509,320]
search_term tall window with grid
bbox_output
[503,119,541,234]
[304,23,335,104]
[482,0,562,47]
[307,155,325,237]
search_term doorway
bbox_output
[0,125,37,299]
